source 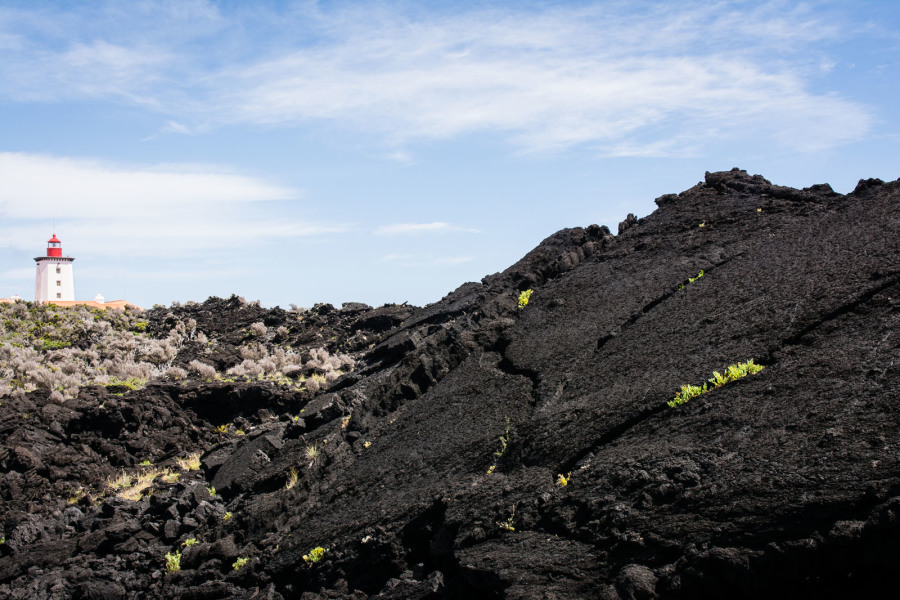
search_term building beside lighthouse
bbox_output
[35,234,75,303]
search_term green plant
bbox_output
[669,383,707,407]
[497,505,516,531]
[556,472,572,486]
[494,417,511,458]
[232,556,249,570]
[486,417,511,474]
[708,359,764,388]
[302,546,327,564]
[668,360,765,408]
[517,289,533,308]
[0,536,5,544]
[138,459,152,466]
[678,270,704,290]
[182,538,199,547]
[207,486,216,497]
[223,511,233,521]
[165,551,181,572]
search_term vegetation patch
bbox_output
[668,360,764,408]
[486,417,511,474]
[165,551,181,573]
[678,270,704,290]
[176,452,202,471]
[517,289,533,308]
[302,546,327,565]
[497,506,516,532]
[107,468,174,501]
[285,467,299,490]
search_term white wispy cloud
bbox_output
[0,153,296,217]
[374,222,480,236]
[0,1,876,155]
[0,268,34,281]
[381,254,474,267]
[0,153,347,257]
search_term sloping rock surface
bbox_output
[1,169,898,599]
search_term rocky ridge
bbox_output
[1,168,898,599]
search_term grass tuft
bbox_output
[176,452,202,471]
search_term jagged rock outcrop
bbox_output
[1,169,898,599]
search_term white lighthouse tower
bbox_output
[35,234,75,303]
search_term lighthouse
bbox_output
[35,234,75,303]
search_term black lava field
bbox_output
[2,169,898,599]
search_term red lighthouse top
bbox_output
[47,234,62,257]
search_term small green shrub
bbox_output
[165,551,181,572]
[223,511,233,521]
[233,556,249,570]
[303,546,327,564]
[182,538,199,547]
[517,289,533,308]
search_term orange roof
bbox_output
[43,299,143,311]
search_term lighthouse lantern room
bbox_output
[35,234,75,303]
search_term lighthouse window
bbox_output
[56,266,61,273]
[56,280,62,286]
[56,293,62,299]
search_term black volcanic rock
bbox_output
[1,169,899,599]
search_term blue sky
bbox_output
[1,0,898,309]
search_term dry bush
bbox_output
[283,364,303,378]
[164,367,188,380]
[188,360,217,380]
[240,343,268,361]
[248,322,267,337]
